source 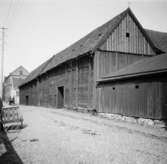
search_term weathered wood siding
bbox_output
[100,13,155,55]
[97,77,166,120]
[95,51,150,79]
[20,55,94,109]
[162,78,167,119]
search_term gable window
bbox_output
[135,85,139,89]
[126,32,130,38]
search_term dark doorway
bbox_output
[57,86,64,108]
[25,96,29,105]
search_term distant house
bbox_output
[19,8,167,120]
[3,66,29,104]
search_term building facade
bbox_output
[4,66,29,104]
[19,8,167,120]
[97,54,167,120]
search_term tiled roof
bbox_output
[39,11,125,75]
[98,54,167,82]
[20,8,128,87]
[21,55,55,85]
[145,29,167,53]
[20,8,166,87]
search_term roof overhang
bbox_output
[97,69,167,83]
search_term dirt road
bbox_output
[1,105,167,164]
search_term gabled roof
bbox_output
[20,8,128,87]
[10,66,29,76]
[20,8,164,87]
[21,55,55,85]
[39,8,128,75]
[145,29,167,53]
[98,54,167,82]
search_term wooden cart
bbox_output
[2,106,23,128]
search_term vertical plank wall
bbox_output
[93,13,160,119]
[97,51,150,78]
[162,78,167,119]
[95,13,156,79]
[100,13,155,55]
[97,79,163,119]
[20,55,94,109]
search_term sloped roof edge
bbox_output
[145,29,167,53]
[20,8,129,87]
[98,53,167,82]
[19,55,55,87]
[20,8,165,87]
[127,9,163,54]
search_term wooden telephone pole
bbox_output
[0,27,7,98]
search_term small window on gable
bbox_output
[126,32,130,38]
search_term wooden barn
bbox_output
[97,54,167,120]
[19,8,167,120]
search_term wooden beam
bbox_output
[76,59,79,107]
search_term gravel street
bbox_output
[1,105,167,164]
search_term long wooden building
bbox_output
[97,54,167,120]
[19,8,167,120]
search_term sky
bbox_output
[0,0,167,76]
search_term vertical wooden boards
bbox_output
[78,56,89,107]
[20,55,94,110]
[97,78,164,120]
[97,51,149,78]
[75,59,79,107]
[100,13,155,55]
[65,62,71,107]
[162,79,167,119]
[93,52,98,109]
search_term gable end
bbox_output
[98,9,162,55]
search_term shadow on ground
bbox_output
[0,125,26,164]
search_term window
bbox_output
[126,32,130,38]
[135,85,139,89]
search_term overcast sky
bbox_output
[0,0,167,76]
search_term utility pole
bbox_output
[0,27,7,98]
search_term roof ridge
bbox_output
[20,8,166,87]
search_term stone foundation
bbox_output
[98,113,166,128]
[64,106,166,128]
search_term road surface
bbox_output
[1,105,167,164]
